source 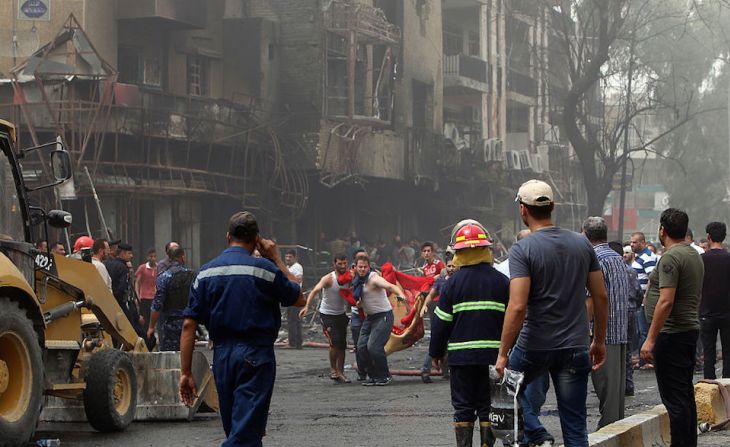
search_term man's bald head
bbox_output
[516,229,531,242]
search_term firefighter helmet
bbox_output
[450,219,492,250]
[73,235,94,253]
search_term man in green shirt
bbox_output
[641,208,704,447]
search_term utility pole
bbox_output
[617,37,635,241]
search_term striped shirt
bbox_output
[631,247,658,292]
[594,243,630,344]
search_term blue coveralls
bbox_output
[184,247,301,447]
[429,262,509,423]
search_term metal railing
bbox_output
[444,54,488,84]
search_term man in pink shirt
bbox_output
[135,248,158,326]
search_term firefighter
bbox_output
[429,219,509,447]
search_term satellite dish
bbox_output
[0,29,40,58]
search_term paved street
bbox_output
[32,340,730,446]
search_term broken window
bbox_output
[118,47,141,84]
[187,55,210,96]
[324,2,400,124]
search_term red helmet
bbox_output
[73,236,94,253]
[450,220,492,250]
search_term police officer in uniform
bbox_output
[179,212,304,446]
[147,246,194,351]
[430,220,509,447]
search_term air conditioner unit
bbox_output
[519,150,533,171]
[506,150,521,170]
[487,138,503,161]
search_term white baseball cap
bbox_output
[516,180,554,206]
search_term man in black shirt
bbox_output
[700,221,730,379]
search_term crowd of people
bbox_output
[36,177,730,447]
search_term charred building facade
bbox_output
[0,0,589,266]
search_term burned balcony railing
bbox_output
[444,54,488,84]
[325,1,401,45]
[507,69,537,98]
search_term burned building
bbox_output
[0,0,590,266]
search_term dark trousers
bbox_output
[626,309,636,393]
[355,310,393,380]
[450,364,491,423]
[654,330,698,447]
[213,343,275,447]
[287,306,302,348]
[700,317,730,379]
[139,299,152,327]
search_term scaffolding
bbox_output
[5,14,309,223]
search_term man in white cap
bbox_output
[495,179,609,447]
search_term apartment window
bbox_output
[187,56,210,96]
[143,57,161,87]
[118,47,141,84]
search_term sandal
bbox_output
[334,374,351,384]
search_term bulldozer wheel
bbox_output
[83,349,137,432]
[0,297,43,446]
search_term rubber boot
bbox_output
[454,422,474,447]
[479,421,496,447]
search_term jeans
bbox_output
[213,343,275,447]
[509,345,592,447]
[356,310,394,380]
[521,372,552,445]
[700,317,730,379]
[637,307,649,365]
[351,311,364,376]
[287,306,302,348]
[653,330,698,447]
[626,309,636,392]
[422,302,437,373]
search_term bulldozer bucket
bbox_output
[131,350,218,420]
[40,350,218,423]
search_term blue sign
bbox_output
[20,0,48,19]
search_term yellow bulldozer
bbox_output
[0,120,217,446]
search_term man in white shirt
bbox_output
[285,249,304,349]
[686,228,705,254]
[91,238,113,291]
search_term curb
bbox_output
[583,405,670,447]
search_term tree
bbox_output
[542,0,718,216]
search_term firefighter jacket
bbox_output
[428,262,509,365]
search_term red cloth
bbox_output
[337,271,363,318]
[380,262,433,305]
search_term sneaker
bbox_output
[531,440,554,447]
[362,378,377,386]
[357,374,368,382]
[421,372,433,384]
[374,377,391,386]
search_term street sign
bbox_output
[18,0,50,21]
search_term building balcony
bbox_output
[116,0,207,30]
[444,54,489,93]
[507,69,537,102]
[324,1,400,45]
[443,0,487,11]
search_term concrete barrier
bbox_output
[574,378,730,446]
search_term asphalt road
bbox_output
[32,341,730,446]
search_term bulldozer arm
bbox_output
[41,255,219,424]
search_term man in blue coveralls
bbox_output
[178,211,304,446]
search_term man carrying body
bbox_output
[179,212,303,446]
[147,247,193,351]
[700,221,730,379]
[353,253,405,386]
[496,180,608,447]
[285,249,304,349]
[300,253,351,383]
[641,208,704,447]
[583,217,630,429]
[630,232,658,368]
[420,252,456,383]
[429,220,508,447]
[421,241,445,278]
